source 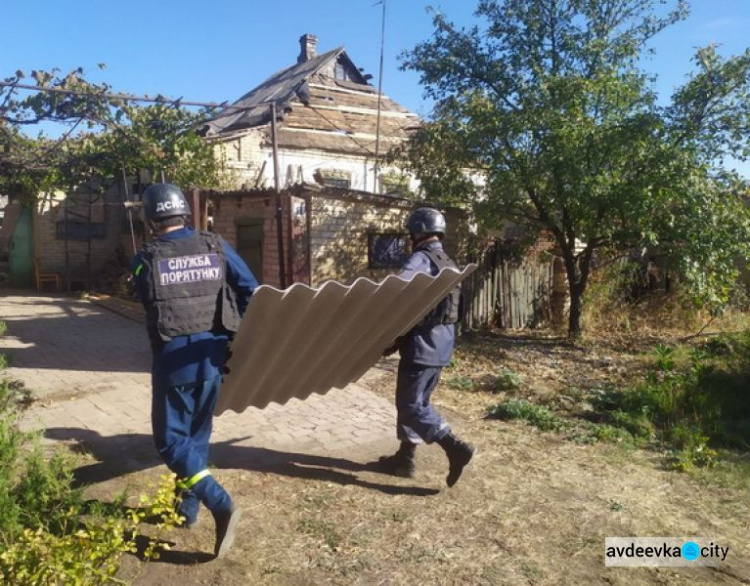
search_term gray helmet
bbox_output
[141,183,191,223]
[406,207,446,238]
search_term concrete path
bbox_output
[0,290,398,478]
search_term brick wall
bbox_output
[211,191,291,287]
[309,193,412,286]
[208,184,469,290]
[34,186,126,284]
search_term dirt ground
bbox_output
[85,330,748,585]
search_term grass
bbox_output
[487,398,568,432]
[486,331,750,472]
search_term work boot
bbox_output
[213,506,243,558]
[438,433,475,487]
[376,441,416,478]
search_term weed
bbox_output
[0,371,179,582]
[491,369,522,392]
[579,334,750,468]
[297,517,342,550]
[487,399,568,432]
[445,375,476,392]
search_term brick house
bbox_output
[24,33,429,290]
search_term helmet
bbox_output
[406,207,446,238]
[141,183,191,223]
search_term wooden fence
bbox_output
[460,241,554,331]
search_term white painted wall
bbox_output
[214,130,420,195]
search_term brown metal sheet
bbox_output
[216,265,477,413]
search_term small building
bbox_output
[202,183,467,289]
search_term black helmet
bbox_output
[406,207,446,238]
[141,183,191,223]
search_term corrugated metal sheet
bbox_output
[217,265,477,413]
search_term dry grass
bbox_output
[91,329,750,585]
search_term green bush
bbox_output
[0,374,181,583]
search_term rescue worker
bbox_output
[377,207,475,487]
[132,183,258,558]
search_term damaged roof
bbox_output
[202,35,420,155]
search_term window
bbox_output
[368,233,407,269]
[334,62,348,81]
[314,169,351,189]
[323,177,350,189]
[56,221,107,241]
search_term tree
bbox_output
[0,68,230,205]
[399,0,750,336]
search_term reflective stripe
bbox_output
[134,264,144,276]
[178,469,211,490]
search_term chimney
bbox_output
[298,34,318,63]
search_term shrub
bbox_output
[0,374,180,583]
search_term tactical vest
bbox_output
[419,247,462,326]
[141,231,241,342]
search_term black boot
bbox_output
[438,433,475,487]
[376,441,416,478]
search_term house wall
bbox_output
[308,192,412,286]
[306,188,466,286]
[215,131,419,195]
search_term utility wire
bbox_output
[0,81,236,112]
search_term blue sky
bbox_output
[3,0,749,175]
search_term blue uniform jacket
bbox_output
[132,227,258,387]
[398,240,455,367]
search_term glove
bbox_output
[382,336,404,357]
[223,342,234,375]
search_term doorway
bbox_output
[235,219,264,283]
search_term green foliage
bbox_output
[399,0,750,335]
[0,376,181,583]
[586,334,750,466]
[445,374,477,392]
[1,68,230,205]
[489,330,750,466]
[487,398,568,432]
[491,369,522,392]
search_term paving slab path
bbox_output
[0,290,398,478]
